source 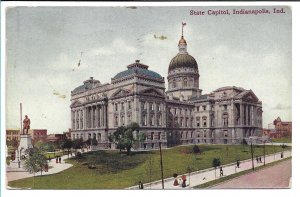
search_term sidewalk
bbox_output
[127,150,291,189]
[6,148,91,184]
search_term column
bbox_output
[90,106,93,128]
[154,103,158,126]
[95,105,99,128]
[104,104,107,128]
[71,110,75,130]
[146,101,150,126]
[240,103,244,125]
[251,105,254,126]
[246,105,248,126]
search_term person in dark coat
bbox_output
[55,157,58,163]
[236,160,240,168]
[59,157,62,163]
[220,167,224,177]
[256,156,259,163]
[138,181,144,189]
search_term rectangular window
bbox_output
[128,101,131,110]
[203,106,206,111]
[115,103,118,111]
[121,103,124,111]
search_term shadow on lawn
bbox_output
[70,150,153,174]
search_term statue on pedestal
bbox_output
[22,115,30,135]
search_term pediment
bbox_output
[70,100,82,108]
[139,88,164,97]
[111,88,132,99]
[240,90,259,102]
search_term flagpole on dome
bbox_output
[182,22,186,37]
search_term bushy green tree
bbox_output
[109,122,142,155]
[62,139,73,158]
[72,138,84,151]
[23,147,48,176]
[212,158,221,179]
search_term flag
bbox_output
[182,22,187,26]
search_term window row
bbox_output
[141,101,162,111]
[114,101,132,111]
[141,114,162,126]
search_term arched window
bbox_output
[115,116,118,126]
[202,116,207,127]
[183,78,188,87]
[173,80,176,88]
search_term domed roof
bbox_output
[168,53,198,72]
[113,60,163,80]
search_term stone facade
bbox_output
[70,33,263,149]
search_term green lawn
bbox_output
[44,151,65,160]
[272,137,292,143]
[8,144,289,189]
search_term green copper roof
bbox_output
[113,62,162,80]
[169,53,198,72]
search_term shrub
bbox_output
[192,145,201,154]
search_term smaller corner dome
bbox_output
[168,53,198,72]
[72,77,100,94]
[113,60,163,80]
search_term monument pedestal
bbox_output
[17,134,33,160]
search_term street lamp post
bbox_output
[159,142,164,189]
[250,138,254,171]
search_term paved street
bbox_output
[210,158,291,189]
[128,150,291,189]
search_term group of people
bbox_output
[173,174,188,188]
[256,156,263,163]
[56,156,62,163]
[48,155,62,163]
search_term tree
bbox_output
[23,147,47,176]
[212,158,221,179]
[72,138,84,152]
[62,139,73,158]
[109,122,142,155]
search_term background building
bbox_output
[70,32,263,149]
[273,117,292,138]
[28,129,48,143]
[6,129,20,142]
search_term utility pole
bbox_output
[263,140,266,166]
[250,139,254,171]
[20,103,23,134]
[159,142,164,189]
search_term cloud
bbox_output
[90,38,137,57]
[273,103,291,110]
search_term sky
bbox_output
[5,6,292,133]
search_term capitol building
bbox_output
[70,32,263,149]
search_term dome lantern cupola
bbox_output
[178,22,187,54]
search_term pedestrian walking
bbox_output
[181,175,187,187]
[45,163,49,172]
[220,167,224,177]
[236,160,240,168]
[59,157,61,163]
[256,156,259,163]
[138,181,144,189]
[259,156,262,163]
[55,157,58,163]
